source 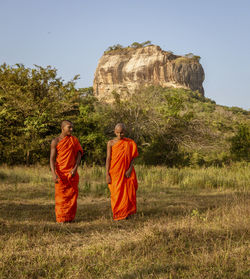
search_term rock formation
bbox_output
[93,45,205,100]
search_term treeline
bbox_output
[105,41,152,53]
[0,64,249,166]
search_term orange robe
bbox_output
[108,138,138,220]
[55,135,83,223]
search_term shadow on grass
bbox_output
[0,191,248,236]
[0,171,30,184]
[0,202,55,222]
[0,200,111,235]
[138,191,249,219]
[0,200,111,221]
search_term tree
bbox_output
[130,41,152,49]
[105,44,124,52]
[99,86,202,166]
[73,94,108,165]
[0,63,79,164]
[230,124,250,161]
[130,42,142,48]
[142,40,152,46]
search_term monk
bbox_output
[106,123,138,220]
[50,120,83,223]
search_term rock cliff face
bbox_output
[93,45,205,100]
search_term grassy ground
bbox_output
[0,163,249,279]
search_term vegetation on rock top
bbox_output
[104,40,153,54]
[104,41,201,63]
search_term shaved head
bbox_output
[115,123,126,131]
[61,120,73,129]
[114,123,125,140]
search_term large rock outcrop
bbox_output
[93,45,205,100]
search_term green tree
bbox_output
[105,44,124,53]
[130,42,142,48]
[142,40,152,46]
[0,63,79,165]
[130,41,151,49]
[73,94,107,165]
[99,86,203,166]
[230,124,250,161]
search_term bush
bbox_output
[230,124,250,161]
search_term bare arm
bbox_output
[106,141,112,184]
[71,151,82,177]
[125,158,135,178]
[50,139,58,183]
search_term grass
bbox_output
[0,163,249,278]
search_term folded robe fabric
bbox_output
[55,135,83,223]
[108,138,138,220]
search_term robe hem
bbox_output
[56,213,76,223]
[56,217,75,223]
[113,210,136,221]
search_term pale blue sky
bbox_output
[1,0,249,109]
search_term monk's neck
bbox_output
[59,134,71,140]
[114,137,125,142]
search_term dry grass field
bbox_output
[0,164,249,279]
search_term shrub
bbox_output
[230,124,250,161]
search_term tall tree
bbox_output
[0,63,79,164]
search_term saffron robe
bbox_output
[108,138,138,220]
[55,135,83,223]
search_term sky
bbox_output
[0,0,249,109]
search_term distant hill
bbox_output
[100,86,249,165]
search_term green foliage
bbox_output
[228,106,249,115]
[73,95,107,165]
[141,40,152,46]
[78,86,93,97]
[105,41,152,54]
[130,40,152,48]
[230,124,250,161]
[0,64,106,165]
[0,63,79,165]
[185,53,201,62]
[130,42,142,48]
[105,44,124,52]
[139,136,182,166]
[0,64,249,166]
[99,86,206,166]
